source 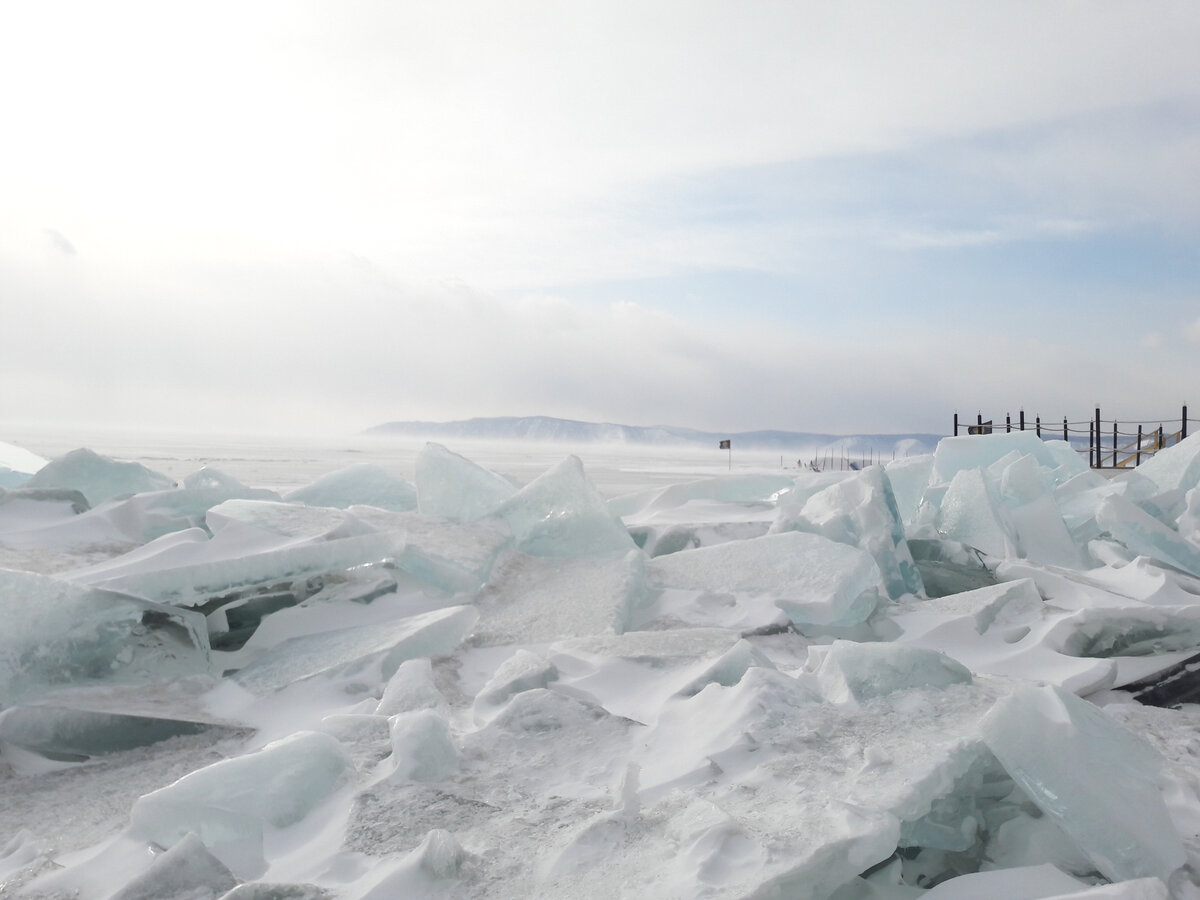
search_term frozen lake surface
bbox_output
[2,428,1200,899]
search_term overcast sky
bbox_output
[3,1,1199,438]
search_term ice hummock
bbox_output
[415,441,516,521]
[24,447,176,506]
[493,455,634,557]
[646,530,886,630]
[5,433,1200,900]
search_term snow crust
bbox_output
[3,434,1200,898]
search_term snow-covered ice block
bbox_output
[472,648,559,723]
[348,829,469,899]
[622,667,1000,899]
[108,831,238,900]
[231,605,478,694]
[1046,605,1200,669]
[980,682,1187,883]
[0,568,210,704]
[375,511,509,594]
[473,550,646,645]
[128,730,353,878]
[492,456,634,557]
[546,629,767,725]
[375,658,446,716]
[24,447,175,506]
[220,882,334,899]
[775,465,924,600]
[1137,432,1200,495]
[285,463,417,512]
[813,640,971,705]
[936,466,1018,558]
[387,709,457,781]
[893,579,1120,694]
[1097,494,1200,578]
[647,531,885,629]
[415,442,516,521]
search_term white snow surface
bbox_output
[2,432,1200,899]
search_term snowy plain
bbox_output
[2,428,1200,899]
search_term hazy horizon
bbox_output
[3,3,1198,437]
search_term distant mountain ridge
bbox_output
[364,416,943,455]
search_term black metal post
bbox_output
[1089,421,1095,468]
[1137,425,1143,466]
[1184,405,1189,440]
[1036,416,1041,438]
[1159,426,1164,450]
[1113,421,1118,466]
[954,412,959,436]
[1006,413,1011,433]
[1095,407,1102,467]
[1019,410,1025,431]
[977,412,983,430]
[1063,417,1068,443]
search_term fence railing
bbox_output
[953,406,1189,469]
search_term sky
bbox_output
[2,1,1199,439]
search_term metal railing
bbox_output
[953,406,1189,469]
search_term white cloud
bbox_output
[1140,332,1164,350]
[1187,318,1200,343]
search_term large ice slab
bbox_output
[473,550,646,645]
[932,433,1086,487]
[0,568,211,705]
[1097,494,1200,578]
[231,605,478,694]
[936,467,1016,559]
[1137,432,1200,495]
[812,640,972,705]
[647,531,885,629]
[775,466,924,600]
[981,682,1187,883]
[24,447,175,507]
[285,463,418,512]
[997,454,1086,569]
[415,442,516,521]
[884,453,934,527]
[351,508,510,594]
[493,456,634,557]
[128,730,354,877]
[79,530,398,609]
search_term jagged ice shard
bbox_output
[6,435,1200,899]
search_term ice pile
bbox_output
[3,433,1200,898]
